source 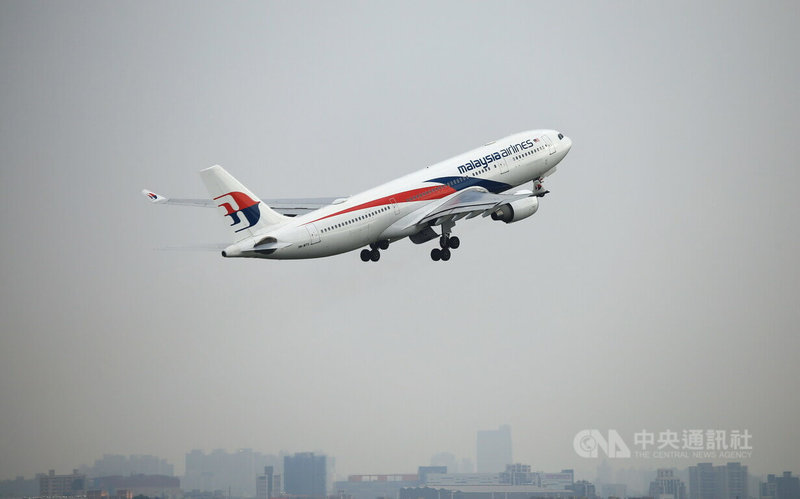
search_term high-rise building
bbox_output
[284,452,327,498]
[257,466,282,499]
[761,472,800,499]
[39,470,86,497]
[690,463,719,499]
[476,425,512,473]
[723,463,748,499]
[650,469,687,499]
[689,463,748,499]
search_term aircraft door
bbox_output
[304,222,321,244]
[390,198,399,215]
[542,135,556,155]
[498,158,510,174]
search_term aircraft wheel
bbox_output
[360,249,372,262]
[449,236,460,249]
[440,248,451,261]
[370,249,381,262]
[431,248,441,261]
[439,235,449,248]
[378,239,390,250]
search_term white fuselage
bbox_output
[226,129,572,259]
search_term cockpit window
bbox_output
[558,133,564,140]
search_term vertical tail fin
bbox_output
[199,165,288,241]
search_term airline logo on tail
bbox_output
[214,191,261,232]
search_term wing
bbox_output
[403,187,539,229]
[141,190,341,216]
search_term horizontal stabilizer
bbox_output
[141,189,341,216]
[142,189,169,203]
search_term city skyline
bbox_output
[6,446,797,485]
[9,457,800,499]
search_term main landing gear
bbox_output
[430,234,460,262]
[360,240,389,262]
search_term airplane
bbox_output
[142,129,572,262]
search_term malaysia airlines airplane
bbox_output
[142,129,572,262]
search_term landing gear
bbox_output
[439,234,459,249]
[360,240,389,262]
[431,233,458,261]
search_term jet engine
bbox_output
[491,196,539,223]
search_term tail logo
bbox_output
[214,191,261,232]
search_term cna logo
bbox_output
[573,429,631,458]
[214,191,261,232]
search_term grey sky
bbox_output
[1,0,799,481]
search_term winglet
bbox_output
[142,189,168,203]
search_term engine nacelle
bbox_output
[491,196,539,223]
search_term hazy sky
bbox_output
[2,0,799,482]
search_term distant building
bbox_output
[689,463,748,499]
[333,474,420,499]
[649,469,687,499]
[257,466,282,499]
[476,425,512,473]
[423,467,573,491]
[431,454,459,474]
[39,469,86,497]
[87,490,109,499]
[418,467,448,484]
[690,463,719,499]
[0,476,38,497]
[184,448,280,497]
[570,480,597,498]
[602,483,628,499]
[425,473,502,486]
[541,471,574,490]
[284,452,327,498]
[399,485,575,499]
[82,454,174,478]
[761,472,800,499]
[723,463,748,499]
[502,464,536,486]
[90,474,180,499]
